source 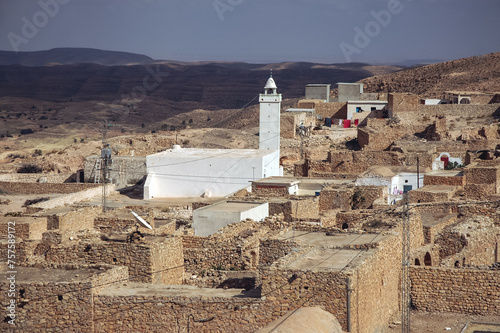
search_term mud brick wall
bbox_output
[0,173,73,183]
[0,217,47,240]
[438,222,499,267]
[261,269,349,329]
[0,265,127,333]
[465,165,500,193]
[336,211,372,229]
[421,214,457,244]
[184,239,257,272]
[150,237,184,284]
[269,201,293,221]
[410,266,500,315]
[464,183,496,200]
[0,181,99,195]
[281,113,296,139]
[94,293,274,333]
[46,207,98,232]
[319,186,354,212]
[435,230,468,261]
[388,93,421,117]
[358,123,426,151]
[39,238,183,284]
[259,239,299,267]
[290,198,319,220]
[252,184,289,197]
[454,204,500,222]
[355,186,385,209]
[349,233,402,333]
[408,187,456,203]
[314,102,347,119]
[182,235,207,248]
[184,270,260,291]
[293,160,308,177]
[0,280,95,332]
[418,103,500,118]
[93,216,154,234]
[32,186,115,211]
[326,151,406,174]
[424,175,465,187]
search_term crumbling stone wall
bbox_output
[0,181,99,195]
[0,265,127,333]
[259,239,299,267]
[319,186,354,212]
[424,174,465,187]
[464,164,500,193]
[349,233,402,333]
[408,186,457,203]
[0,173,73,183]
[252,185,289,197]
[281,113,296,139]
[35,237,183,284]
[45,207,98,232]
[261,269,349,328]
[325,151,406,175]
[93,216,154,234]
[183,221,268,272]
[0,217,47,240]
[421,214,457,244]
[410,266,500,315]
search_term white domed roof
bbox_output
[264,76,277,90]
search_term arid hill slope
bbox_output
[360,52,500,97]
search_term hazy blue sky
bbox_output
[1,0,499,64]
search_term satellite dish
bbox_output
[131,211,153,230]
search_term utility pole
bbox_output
[401,194,411,333]
[99,121,120,212]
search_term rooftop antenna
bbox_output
[128,211,153,243]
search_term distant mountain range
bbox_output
[0,48,155,66]
[0,48,402,111]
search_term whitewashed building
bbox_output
[144,74,283,199]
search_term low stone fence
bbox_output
[410,266,500,315]
[0,181,99,195]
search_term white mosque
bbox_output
[143,74,283,199]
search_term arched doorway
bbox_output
[415,258,421,266]
[424,252,432,266]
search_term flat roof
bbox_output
[420,213,456,227]
[427,170,463,177]
[0,216,45,225]
[306,84,330,87]
[0,266,102,283]
[148,148,275,158]
[196,201,266,213]
[413,185,458,193]
[148,148,276,159]
[98,282,250,298]
[445,90,498,95]
[284,248,376,272]
[285,108,315,112]
[347,100,387,104]
[279,230,388,248]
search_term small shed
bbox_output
[192,201,269,236]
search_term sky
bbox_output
[0,0,499,64]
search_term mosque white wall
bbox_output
[144,148,280,199]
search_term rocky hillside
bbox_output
[360,52,500,98]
